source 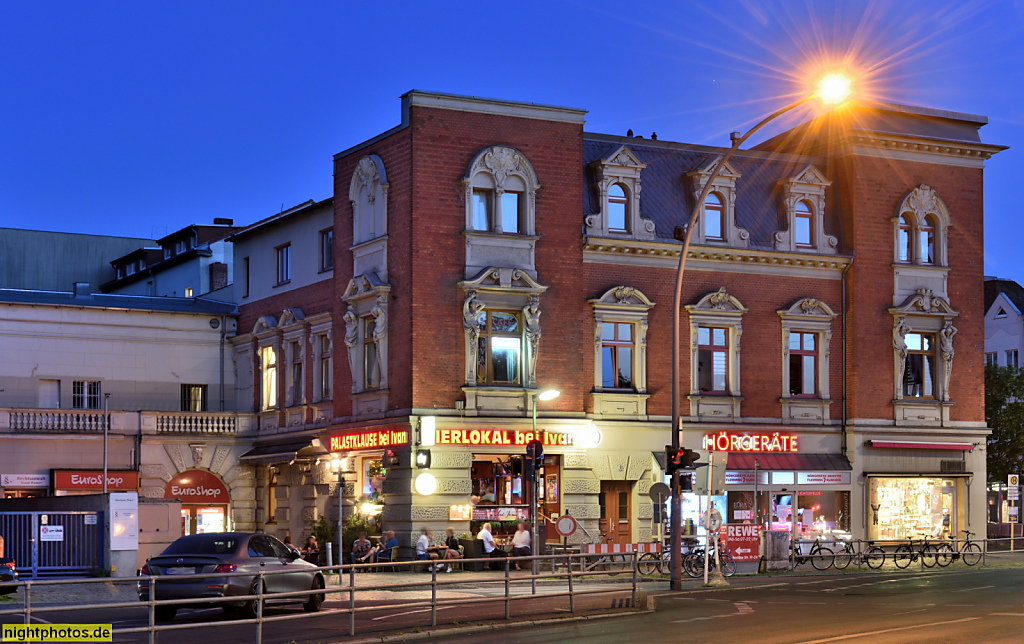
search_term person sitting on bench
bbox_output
[511,522,532,570]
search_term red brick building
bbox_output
[244,91,1004,552]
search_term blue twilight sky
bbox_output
[1,1,1022,283]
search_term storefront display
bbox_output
[869,477,954,540]
[166,469,231,536]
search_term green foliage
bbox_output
[342,513,377,555]
[309,516,336,547]
[986,364,1024,482]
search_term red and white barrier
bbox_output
[584,542,660,554]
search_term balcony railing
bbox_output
[155,412,239,435]
[7,409,106,433]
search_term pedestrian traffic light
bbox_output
[666,446,703,473]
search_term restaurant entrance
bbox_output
[599,481,631,544]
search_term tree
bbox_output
[986,364,1024,482]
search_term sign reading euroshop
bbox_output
[51,470,139,492]
[164,469,230,504]
[330,428,411,452]
[702,432,799,453]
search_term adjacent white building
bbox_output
[984,277,1024,369]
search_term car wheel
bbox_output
[240,579,264,619]
[303,576,325,612]
[154,606,177,622]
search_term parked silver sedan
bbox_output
[139,533,325,621]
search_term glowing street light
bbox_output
[668,73,854,591]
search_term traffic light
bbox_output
[524,439,544,481]
[666,446,703,473]
[382,449,400,469]
[680,448,703,469]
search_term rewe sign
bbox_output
[719,523,760,562]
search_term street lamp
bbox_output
[668,74,852,590]
[530,387,559,591]
[331,456,345,568]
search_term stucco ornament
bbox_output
[904,185,942,218]
[940,321,957,400]
[483,147,526,193]
[524,295,542,388]
[893,316,910,389]
[343,311,359,393]
[708,287,731,310]
[369,295,388,388]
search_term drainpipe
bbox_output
[841,255,854,457]
[219,315,227,412]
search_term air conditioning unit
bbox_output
[940,460,966,474]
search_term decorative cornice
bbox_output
[583,237,851,276]
[842,133,1004,168]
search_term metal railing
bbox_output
[0,551,640,644]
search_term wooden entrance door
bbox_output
[599,481,632,545]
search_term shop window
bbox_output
[180,384,207,412]
[363,458,384,502]
[1007,350,1019,369]
[903,332,936,398]
[788,332,817,397]
[601,322,633,389]
[259,346,278,410]
[363,316,379,389]
[870,477,955,541]
[697,327,729,394]
[72,380,101,410]
[469,455,534,538]
[476,310,522,386]
[607,184,628,232]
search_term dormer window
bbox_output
[703,193,725,241]
[126,263,136,276]
[116,266,125,279]
[175,239,186,254]
[163,247,171,260]
[794,201,813,247]
[775,165,837,254]
[608,184,628,232]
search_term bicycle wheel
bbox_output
[920,544,938,568]
[719,553,736,577]
[893,545,913,569]
[683,552,704,578]
[833,544,853,570]
[961,542,982,566]
[933,543,953,567]
[811,545,834,571]
[660,550,672,575]
[865,546,886,569]
[638,553,659,576]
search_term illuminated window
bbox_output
[184,286,193,297]
[267,469,278,524]
[794,201,813,247]
[601,322,633,389]
[180,384,207,412]
[608,184,628,232]
[476,310,522,386]
[260,346,278,410]
[788,332,817,397]
[703,193,724,241]
[903,332,935,398]
[697,327,729,394]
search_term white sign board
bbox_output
[1,473,50,488]
[797,471,852,486]
[110,492,139,551]
[84,514,97,525]
[1009,486,1020,501]
[40,525,64,542]
[1009,474,1020,487]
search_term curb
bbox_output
[339,602,652,643]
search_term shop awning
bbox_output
[867,440,974,451]
[726,453,851,471]
[238,440,327,464]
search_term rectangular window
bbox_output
[472,189,490,231]
[320,335,332,399]
[163,247,171,260]
[794,214,812,246]
[175,239,187,254]
[986,352,998,367]
[320,228,334,271]
[788,332,817,397]
[260,346,278,410]
[275,244,291,285]
[116,266,125,279]
[919,227,935,264]
[364,317,379,390]
[478,310,521,386]
[184,286,193,298]
[601,322,633,389]
[697,327,728,394]
[180,384,208,412]
[290,341,303,404]
[1007,350,1019,369]
[242,257,250,298]
[500,192,521,234]
[903,332,935,398]
[126,263,136,276]
[72,381,101,410]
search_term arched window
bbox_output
[898,216,912,263]
[464,146,538,236]
[704,193,725,241]
[794,201,814,247]
[608,184,628,232]
[919,216,936,265]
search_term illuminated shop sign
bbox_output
[435,429,573,447]
[52,470,139,491]
[702,432,799,453]
[330,429,410,451]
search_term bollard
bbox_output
[567,553,574,613]
[504,556,510,620]
[349,564,356,637]
[326,542,334,568]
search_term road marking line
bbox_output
[793,616,981,643]
[990,613,1024,617]
[956,585,994,592]
[371,606,455,621]
[799,602,827,605]
[892,608,927,615]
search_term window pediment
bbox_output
[777,297,837,320]
[889,289,959,319]
[685,157,749,247]
[588,285,656,311]
[897,185,951,229]
[686,287,748,316]
[252,315,277,336]
[458,266,548,297]
[278,308,305,328]
[342,272,390,303]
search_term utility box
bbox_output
[765,530,791,571]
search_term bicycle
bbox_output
[790,538,835,571]
[893,535,943,569]
[638,537,700,576]
[683,544,736,578]
[832,540,886,570]
[934,530,982,567]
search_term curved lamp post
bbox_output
[668,74,852,589]
[530,387,559,593]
